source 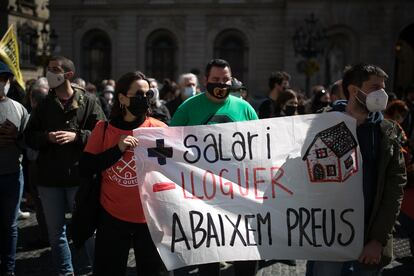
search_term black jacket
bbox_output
[24,85,106,187]
[327,100,406,267]
[258,97,278,119]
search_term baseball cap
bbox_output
[0,61,13,76]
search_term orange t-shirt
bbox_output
[84,117,167,223]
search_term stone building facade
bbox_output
[1,0,52,81]
[3,0,414,97]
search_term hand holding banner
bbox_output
[134,112,364,271]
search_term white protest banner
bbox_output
[134,112,364,271]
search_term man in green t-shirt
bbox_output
[170,59,257,126]
[171,59,258,276]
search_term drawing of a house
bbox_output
[302,122,359,183]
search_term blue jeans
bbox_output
[0,170,23,274]
[38,186,79,275]
[311,261,380,276]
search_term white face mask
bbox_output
[0,81,10,97]
[182,86,196,98]
[357,88,388,112]
[46,71,66,89]
[104,92,113,102]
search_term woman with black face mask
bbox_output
[80,71,168,276]
[311,89,331,113]
[275,89,299,117]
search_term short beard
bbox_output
[354,96,369,113]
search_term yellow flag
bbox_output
[0,25,25,90]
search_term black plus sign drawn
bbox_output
[147,139,173,165]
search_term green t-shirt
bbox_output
[170,93,258,126]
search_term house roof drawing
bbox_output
[302,122,358,160]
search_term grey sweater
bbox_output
[0,97,29,174]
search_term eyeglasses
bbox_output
[129,89,154,100]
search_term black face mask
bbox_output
[297,105,306,114]
[314,101,330,112]
[206,83,230,99]
[127,94,150,117]
[283,105,297,116]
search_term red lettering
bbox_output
[219,169,234,199]
[254,167,267,199]
[238,168,250,196]
[271,167,293,197]
[181,172,196,199]
[179,166,293,201]
[181,171,204,199]
[203,170,216,200]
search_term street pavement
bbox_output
[15,212,414,276]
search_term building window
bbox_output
[326,165,337,176]
[17,23,38,68]
[146,29,177,81]
[324,28,356,85]
[394,23,414,96]
[315,148,328,159]
[214,29,248,82]
[325,41,346,85]
[313,163,325,180]
[81,29,111,84]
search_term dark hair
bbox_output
[30,86,48,106]
[205,59,231,77]
[48,56,76,75]
[388,92,398,103]
[330,82,342,97]
[276,89,297,111]
[110,71,148,119]
[342,63,388,99]
[23,78,37,107]
[311,89,330,113]
[268,71,291,90]
[159,78,178,100]
[311,85,326,95]
[384,100,409,119]
[85,82,97,94]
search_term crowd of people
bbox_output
[0,55,413,276]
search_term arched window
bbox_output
[323,27,357,85]
[146,30,177,81]
[394,23,414,96]
[81,29,111,84]
[324,35,351,85]
[325,41,346,84]
[214,29,248,82]
[17,22,38,68]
